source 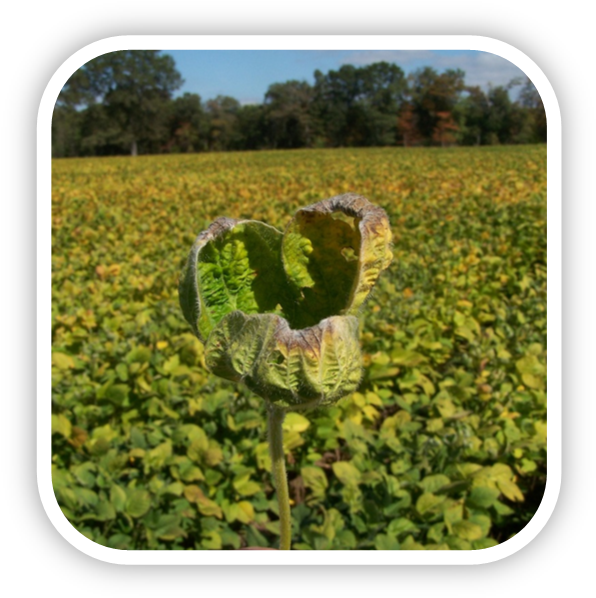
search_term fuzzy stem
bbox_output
[267,405,292,550]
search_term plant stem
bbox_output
[267,405,292,550]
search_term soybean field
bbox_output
[51,145,547,550]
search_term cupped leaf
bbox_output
[179,218,290,341]
[205,311,363,409]
[281,193,393,328]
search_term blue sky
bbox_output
[162,50,529,105]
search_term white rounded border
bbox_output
[38,34,561,565]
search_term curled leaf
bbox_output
[179,193,392,409]
[205,311,362,409]
[179,218,288,341]
[282,193,393,327]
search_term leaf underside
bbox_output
[282,193,393,327]
[178,193,392,407]
[181,219,289,341]
[205,311,363,408]
[282,210,361,329]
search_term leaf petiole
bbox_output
[267,405,292,550]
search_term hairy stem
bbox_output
[267,405,292,550]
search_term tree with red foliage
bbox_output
[397,102,422,147]
[432,111,459,147]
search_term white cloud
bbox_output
[450,52,528,90]
[339,50,529,92]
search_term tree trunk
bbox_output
[131,139,138,156]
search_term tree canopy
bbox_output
[53,55,545,158]
[57,51,183,155]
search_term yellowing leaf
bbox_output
[332,461,362,487]
[497,479,524,502]
[283,412,310,434]
[51,413,72,438]
[52,352,75,370]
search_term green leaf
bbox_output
[115,363,129,381]
[201,530,222,550]
[110,484,127,512]
[472,537,499,550]
[125,489,151,518]
[186,432,209,462]
[374,533,400,550]
[311,508,344,543]
[154,515,187,541]
[73,487,98,508]
[516,355,545,376]
[387,518,417,537]
[332,461,362,487]
[419,474,451,493]
[102,384,129,406]
[198,499,223,519]
[521,373,544,389]
[52,352,75,370]
[221,529,241,549]
[469,514,491,538]
[205,311,363,409]
[161,482,184,496]
[233,474,262,497]
[336,529,357,549]
[401,535,424,550]
[107,534,132,550]
[283,412,310,433]
[52,414,72,438]
[453,520,484,541]
[145,441,172,470]
[445,536,472,550]
[416,492,445,515]
[282,194,392,328]
[301,466,328,499]
[455,326,474,342]
[493,500,515,516]
[466,487,500,509]
[95,499,116,521]
[246,525,269,548]
[179,219,288,341]
[126,346,152,364]
[443,502,464,530]
[497,479,525,502]
[91,424,118,442]
[390,348,426,367]
[73,462,95,487]
[236,501,255,524]
[178,460,205,482]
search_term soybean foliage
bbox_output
[51,145,547,550]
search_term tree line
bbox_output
[53,51,546,158]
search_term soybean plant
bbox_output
[179,193,393,550]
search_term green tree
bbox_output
[312,62,406,147]
[52,106,82,158]
[519,77,547,142]
[235,104,269,150]
[166,93,208,153]
[58,50,183,155]
[205,96,241,151]
[264,80,314,149]
[486,85,515,144]
[455,86,490,146]
[78,103,123,156]
[409,67,465,144]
